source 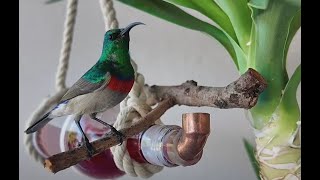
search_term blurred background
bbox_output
[19,0,301,179]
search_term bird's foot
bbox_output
[84,139,96,158]
[89,114,125,145]
[109,126,125,145]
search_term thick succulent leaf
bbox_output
[226,32,248,73]
[214,0,252,53]
[248,0,269,9]
[163,0,248,72]
[277,64,301,131]
[281,10,301,84]
[243,139,261,180]
[248,0,301,128]
[165,0,237,42]
[284,10,301,70]
[117,0,248,70]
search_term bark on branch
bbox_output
[144,68,267,109]
[44,68,267,173]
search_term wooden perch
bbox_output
[45,98,175,173]
[44,68,267,173]
[144,68,267,109]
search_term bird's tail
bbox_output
[25,112,53,134]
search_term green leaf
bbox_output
[248,0,301,129]
[117,0,243,69]
[248,0,269,9]
[166,0,238,42]
[284,10,301,74]
[226,32,248,73]
[163,0,249,72]
[214,0,252,53]
[277,64,301,130]
[243,139,260,180]
[281,9,301,85]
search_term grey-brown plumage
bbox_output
[60,72,111,102]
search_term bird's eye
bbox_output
[109,33,119,40]
[108,34,115,40]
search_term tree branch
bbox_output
[144,68,267,109]
[45,98,176,173]
[44,68,267,173]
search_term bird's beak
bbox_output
[120,22,145,37]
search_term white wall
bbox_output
[19,1,301,180]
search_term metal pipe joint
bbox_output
[135,113,211,167]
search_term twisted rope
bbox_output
[110,65,163,179]
[55,0,78,91]
[24,0,77,162]
[99,0,118,30]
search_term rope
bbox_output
[99,0,118,30]
[55,0,78,91]
[24,0,77,162]
[110,67,163,179]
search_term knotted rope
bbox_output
[110,62,163,178]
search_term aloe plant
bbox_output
[115,0,301,179]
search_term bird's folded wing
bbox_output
[59,72,111,102]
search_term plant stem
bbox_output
[254,120,301,179]
[248,0,300,129]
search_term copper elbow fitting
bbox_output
[176,113,210,163]
[135,113,211,167]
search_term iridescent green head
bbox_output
[102,22,145,52]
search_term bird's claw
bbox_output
[84,141,96,157]
[110,126,125,145]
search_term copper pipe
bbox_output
[137,113,211,167]
[177,113,210,162]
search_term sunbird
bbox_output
[25,22,144,156]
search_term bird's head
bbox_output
[102,22,145,50]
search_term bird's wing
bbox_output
[59,72,111,102]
